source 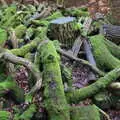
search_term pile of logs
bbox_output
[0,1,120,120]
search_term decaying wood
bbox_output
[39,40,70,120]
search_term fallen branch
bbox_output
[39,41,70,120]
[66,67,120,103]
[11,37,41,57]
[57,48,105,76]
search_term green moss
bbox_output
[25,52,35,62]
[93,91,112,109]
[25,27,35,40]
[31,20,50,26]
[39,41,70,120]
[0,5,17,26]
[0,111,11,120]
[0,28,7,46]
[70,105,100,120]
[15,24,27,39]
[61,64,72,86]
[89,35,120,70]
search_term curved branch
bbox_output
[66,67,120,103]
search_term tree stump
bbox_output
[47,17,80,48]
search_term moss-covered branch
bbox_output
[39,40,70,120]
[66,67,120,103]
[57,48,105,76]
[104,39,120,59]
[89,35,120,70]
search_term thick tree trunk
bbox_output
[66,67,120,103]
[89,35,120,70]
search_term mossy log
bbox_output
[66,67,120,103]
[104,39,120,59]
[39,40,70,120]
[47,17,80,48]
[70,105,100,120]
[0,78,24,103]
[102,24,120,44]
[89,35,120,70]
